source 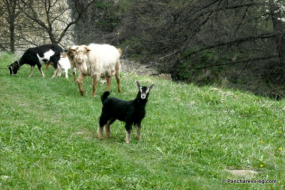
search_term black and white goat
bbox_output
[98,81,155,143]
[8,44,64,78]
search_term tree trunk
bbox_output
[269,0,285,76]
[9,20,15,53]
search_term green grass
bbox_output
[0,52,284,189]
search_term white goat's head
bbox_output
[70,45,90,65]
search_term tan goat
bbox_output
[68,43,122,97]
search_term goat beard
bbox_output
[78,62,88,74]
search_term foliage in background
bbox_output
[71,0,122,45]
[109,0,285,99]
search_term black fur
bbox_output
[8,44,63,76]
[98,81,155,143]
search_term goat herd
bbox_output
[7,43,155,143]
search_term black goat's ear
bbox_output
[136,81,141,88]
[149,84,155,89]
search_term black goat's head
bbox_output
[8,61,20,76]
[136,81,155,99]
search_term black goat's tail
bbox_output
[101,91,110,103]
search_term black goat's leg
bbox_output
[125,130,132,144]
[37,64,45,78]
[135,123,141,140]
[105,118,115,138]
[51,68,58,78]
[40,68,45,78]
[51,62,59,78]
[125,123,133,143]
[97,125,104,140]
[57,66,62,77]
[29,66,35,77]
[98,116,108,140]
[105,123,111,138]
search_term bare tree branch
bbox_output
[17,0,97,44]
[194,55,277,69]
[182,32,277,60]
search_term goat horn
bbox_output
[149,84,155,89]
[136,81,141,87]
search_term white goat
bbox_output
[68,43,122,97]
[48,53,74,78]
[57,54,73,78]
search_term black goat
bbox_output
[8,44,64,78]
[98,81,155,143]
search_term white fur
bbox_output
[36,49,55,64]
[87,43,121,77]
[69,43,122,96]
[73,44,121,78]
[58,56,72,78]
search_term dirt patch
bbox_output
[73,130,94,140]
[121,59,172,80]
[121,59,158,76]
[225,169,258,178]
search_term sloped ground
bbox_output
[121,59,172,80]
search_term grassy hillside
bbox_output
[0,52,284,189]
